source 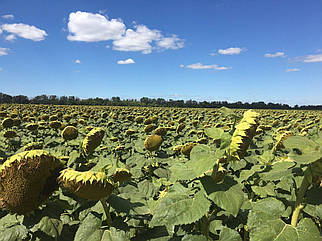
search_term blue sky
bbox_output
[0,0,321,106]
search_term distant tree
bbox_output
[0,93,13,103]
[12,95,29,104]
[1,92,321,110]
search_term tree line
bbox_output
[0,92,321,110]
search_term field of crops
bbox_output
[0,104,321,241]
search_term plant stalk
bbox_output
[100,198,112,226]
[291,171,310,227]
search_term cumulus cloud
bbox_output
[113,25,162,54]
[303,54,322,63]
[117,58,135,64]
[156,35,184,50]
[179,64,185,68]
[1,23,47,41]
[264,52,285,58]
[185,63,231,70]
[2,14,14,20]
[0,47,9,56]
[5,34,16,41]
[67,11,126,42]
[75,59,81,64]
[286,68,300,72]
[66,11,184,54]
[218,47,244,55]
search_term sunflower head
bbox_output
[82,127,105,155]
[144,135,163,152]
[58,169,114,200]
[0,150,64,214]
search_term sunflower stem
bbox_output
[291,170,310,227]
[100,198,112,226]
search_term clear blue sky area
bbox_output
[0,0,321,106]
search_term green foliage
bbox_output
[0,104,321,240]
[201,176,244,217]
[150,190,211,227]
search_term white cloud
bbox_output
[303,54,322,63]
[0,67,2,71]
[113,25,162,54]
[1,23,47,41]
[286,68,300,72]
[66,11,184,54]
[209,53,217,56]
[179,64,185,68]
[5,34,16,41]
[0,47,9,56]
[2,14,14,20]
[264,51,285,58]
[218,47,244,55]
[117,58,135,64]
[105,44,110,48]
[98,9,107,15]
[156,35,184,50]
[67,11,126,42]
[185,62,231,70]
[75,59,81,64]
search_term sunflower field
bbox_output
[0,104,321,241]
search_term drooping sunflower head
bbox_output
[153,127,167,136]
[176,123,185,134]
[82,127,105,155]
[111,168,132,183]
[2,117,14,129]
[23,142,44,151]
[144,134,163,152]
[61,126,78,141]
[49,121,62,130]
[3,130,17,139]
[26,123,38,132]
[228,110,260,160]
[58,169,114,200]
[0,150,64,214]
[181,142,196,157]
[272,131,293,152]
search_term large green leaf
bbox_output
[247,198,320,241]
[150,190,211,227]
[201,176,244,217]
[284,136,321,164]
[284,136,318,153]
[252,182,276,198]
[31,216,63,238]
[101,227,130,241]
[169,162,196,181]
[0,214,21,229]
[0,225,29,241]
[303,204,322,219]
[170,145,222,181]
[182,234,207,241]
[204,127,224,140]
[297,218,321,241]
[238,164,266,182]
[219,227,242,241]
[138,180,158,199]
[74,212,104,241]
[188,145,221,175]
